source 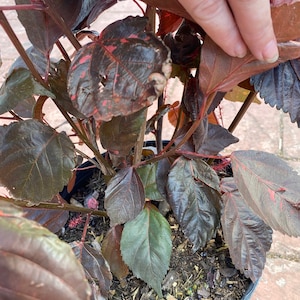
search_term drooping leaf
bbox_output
[0,215,91,300]
[104,167,145,225]
[0,120,76,202]
[231,150,300,237]
[136,163,164,200]
[120,203,172,297]
[8,46,51,77]
[102,225,129,283]
[72,0,117,31]
[0,68,55,114]
[251,59,300,127]
[198,123,239,155]
[100,109,146,157]
[221,177,273,282]
[68,16,171,122]
[15,0,82,53]
[71,242,112,299]
[167,157,222,251]
[23,195,69,233]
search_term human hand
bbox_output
[178,0,279,63]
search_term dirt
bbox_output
[59,167,251,300]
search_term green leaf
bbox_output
[100,109,146,157]
[0,214,91,299]
[0,68,55,114]
[136,163,164,200]
[167,157,222,251]
[120,203,172,297]
[0,120,76,202]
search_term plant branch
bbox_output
[55,103,115,177]
[44,0,81,51]
[0,196,108,217]
[0,11,46,88]
[228,91,257,133]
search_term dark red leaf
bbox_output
[251,59,300,127]
[102,225,129,283]
[68,16,171,122]
[199,38,300,97]
[15,0,82,53]
[157,10,182,36]
[104,167,145,225]
[23,196,69,233]
[221,177,273,282]
[99,109,146,157]
[167,157,222,251]
[71,242,112,299]
[231,150,300,237]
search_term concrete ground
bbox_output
[0,1,300,299]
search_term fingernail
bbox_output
[262,39,279,63]
[234,43,247,58]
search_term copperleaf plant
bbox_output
[0,0,300,298]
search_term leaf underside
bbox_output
[167,157,222,251]
[251,59,300,127]
[221,177,273,282]
[231,150,300,237]
[120,204,172,297]
[0,120,76,202]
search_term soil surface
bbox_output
[60,167,251,300]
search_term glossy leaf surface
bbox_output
[120,203,172,297]
[167,157,222,251]
[68,16,171,122]
[0,68,54,114]
[100,109,146,156]
[0,120,76,202]
[104,167,145,225]
[72,242,112,299]
[199,124,239,155]
[221,177,273,282]
[16,0,82,53]
[0,215,91,300]
[251,59,300,127]
[102,225,129,282]
[136,163,164,200]
[231,150,300,237]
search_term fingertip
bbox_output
[261,39,279,63]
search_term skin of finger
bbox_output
[228,0,278,61]
[177,0,247,57]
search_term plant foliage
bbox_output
[0,0,300,298]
